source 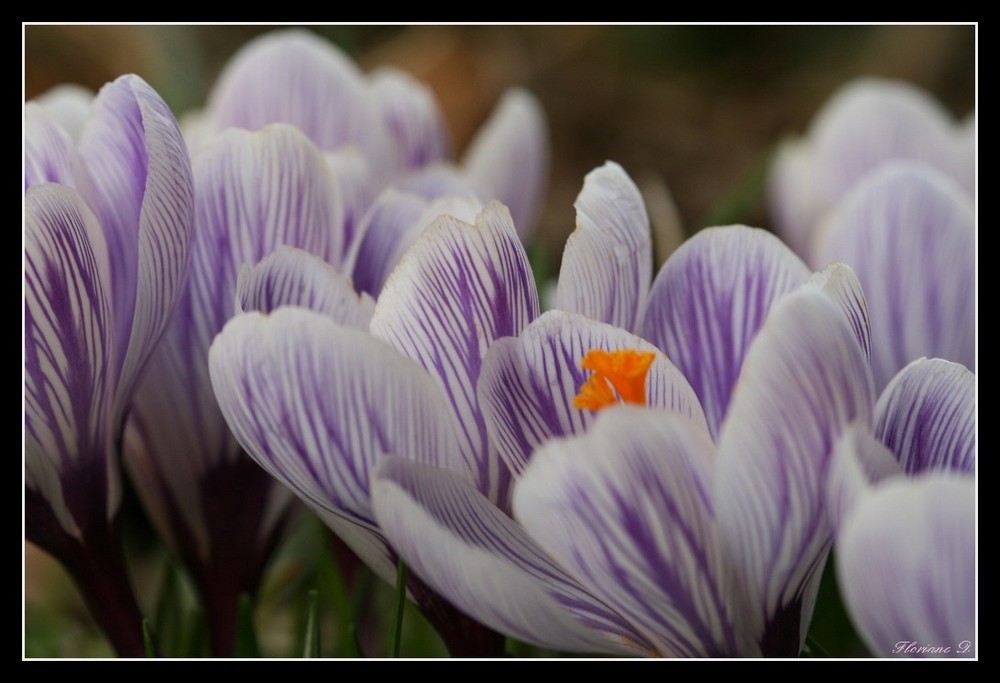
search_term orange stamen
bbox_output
[573,349,656,411]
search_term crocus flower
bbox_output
[207,161,656,653]
[769,77,973,256]
[768,78,975,390]
[122,123,375,656]
[186,29,549,246]
[25,74,194,656]
[371,226,875,656]
[210,151,876,655]
[827,358,975,657]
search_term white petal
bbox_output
[372,458,646,655]
[370,201,539,507]
[462,88,549,242]
[555,161,652,333]
[515,408,740,657]
[714,288,875,655]
[836,475,975,657]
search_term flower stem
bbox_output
[391,559,407,657]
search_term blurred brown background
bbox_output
[24,24,976,267]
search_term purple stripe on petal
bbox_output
[236,246,375,329]
[462,89,549,242]
[515,408,740,657]
[813,161,975,390]
[478,310,707,478]
[875,358,976,475]
[372,458,648,655]
[325,148,376,272]
[804,262,872,365]
[556,161,652,333]
[25,184,115,537]
[836,475,975,657]
[74,75,195,416]
[714,288,875,655]
[826,423,904,534]
[369,67,451,172]
[643,225,811,438]
[208,308,466,527]
[369,201,539,508]
[352,189,482,298]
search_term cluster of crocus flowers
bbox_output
[209,155,970,657]
[25,34,974,656]
[25,29,550,657]
[768,77,975,390]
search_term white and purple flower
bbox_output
[208,157,888,656]
[768,77,975,391]
[25,74,195,656]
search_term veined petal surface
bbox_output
[874,358,976,475]
[373,458,648,655]
[515,408,739,657]
[555,161,652,333]
[714,288,875,655]
[369,201,539,507]
[478,310,707,477]
[643,225,811,438]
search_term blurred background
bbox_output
[23,23,976,658]
[25,24,975,261]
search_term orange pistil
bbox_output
[572,348,656,411]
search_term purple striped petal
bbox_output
[555,161,652,333]
[811,78,967,204]
[25,103,77,189]
[642,225,811,438]
[352,189,483,297]
[836,475,975,657]
[25,184,115,539]
[875,358,976,475]
[369,201,540,508]
[209,308,468,531]
[515,408,741,657]
[203,30,387,165]
[123,124,350,556]
[813,161,975,390]
[372,458,648,655]
[826,423,904,533]
[804,262,872,364]
[73,74,195,412]
[462,89,549,242]
[714,288,875,656]
[325,148,376,272]
[236,246,375,327]
[478,310,707,478]
[369,67,450,171]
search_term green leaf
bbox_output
[302,589,321,658]
[235,594,260,657]
[390,560,407,658]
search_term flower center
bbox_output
[573,348,655,411]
